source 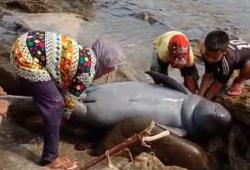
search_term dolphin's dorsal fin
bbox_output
[145,71,191,95]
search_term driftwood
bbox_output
[82,121,170,170]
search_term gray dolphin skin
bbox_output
[71,71,232,136]
[0,71,232,137]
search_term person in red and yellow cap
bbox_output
[150,31,199,93]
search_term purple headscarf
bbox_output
[92,37,127,79]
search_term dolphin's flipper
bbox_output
[145,71,190,95]
[155,123,187,137]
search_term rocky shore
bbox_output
[0,1,249,170]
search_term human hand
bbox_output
[0,100,9,118]
[0,86,7,96]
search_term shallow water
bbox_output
[87,0,250,79]
[2,0,250,80]
[95,0,250,40]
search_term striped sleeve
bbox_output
[215,57,233,84]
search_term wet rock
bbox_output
[228,125,250,170]
[98,117,211,170]
[15,12,101,46]
[202,123,250,170]
[124,152,187,170]
[216,76,250,126]
[0,9,29,46]
[203,136,231,170]
[0,56,22,95]
[0,0,96,19]
[4,0,51,13]
[0,9,29,95]
[70,0,96,8]
[214,74,250,170]
[129,11,162,25]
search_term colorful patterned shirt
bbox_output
[10,31,96,118]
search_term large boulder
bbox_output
[98,117,211,170]
[0,0,96,14]
[15,12,101,45]
[1,0,50,13]
[215,74,250,170]
[0,9,29,94]
[88,152,187,170]
[227,125,250,170]
[216,73,250,126]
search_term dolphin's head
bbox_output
[193,99,231,135]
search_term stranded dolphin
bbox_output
[0,71,231,137]
[70,71,232,137]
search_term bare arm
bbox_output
[184,76,198,94]
[205,80,224,100]
[198,72,214,96]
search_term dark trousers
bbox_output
[20,78,64,164]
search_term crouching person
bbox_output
[150,31,199,93]
[10,31,126,169]
[198,30,250,100]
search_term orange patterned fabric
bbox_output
[60,35,74,89]
[10,31,96,118]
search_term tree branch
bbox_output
[82,121,170,170]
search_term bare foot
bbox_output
[227,83,242,96]
[47,157,78,170]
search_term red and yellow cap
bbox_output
[168,34,190,68]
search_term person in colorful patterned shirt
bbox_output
[10,31,127,169]
[150,31,199,93]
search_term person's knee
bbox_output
[240,61,250,79]
[41,94,64,119]
[53,95,65,111]
[43,99,64,126]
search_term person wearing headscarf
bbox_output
[9,31,126,169]
[150,31,199,93]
